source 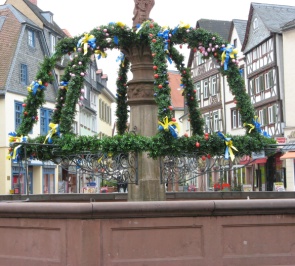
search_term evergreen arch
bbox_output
[8,20,276,161]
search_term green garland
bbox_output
[9,20,276,161]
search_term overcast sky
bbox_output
[2,0,295,94]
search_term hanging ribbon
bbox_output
[27,80,45,95]
[252,116,262,133]
[77,33,96,55]
[218,132,238,161]
[7,132,27,161]
[43,123,60,144]
[157,29,170,52]
[158,116,180,138]
[179,21,190,29]
[113,36,119,45]
[116,52,125,67]
[220,44,238,70]
[95,49,107,60]
[59,81,68,90]
[243,122,255,133]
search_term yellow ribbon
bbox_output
[116,21,125,27]
[225,139,238,161]
[179,21,190,29]
[94,49,107,59]
[158,116,180,137]
[243,122,255,133]
[221,44,238,67]
[79,33,95,55]
[8,135,27,160]
[43,123,59,144]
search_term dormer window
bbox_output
[41,11,53,23]
[253,18,258,30]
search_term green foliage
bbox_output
[11,20,276,161]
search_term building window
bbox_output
[43,168,55,194]
[20,64,28,85]
[196,52,204,66]
[213,112,219,132]
[40,108,53,135]
[211,76,217,96]
[233,38,237,48]
[72,121,78,134]
[50,34,56,54]
[255,77,260,93]
[15,102,23,131]
[238,111,242,128]
[99,99,102,119]
[204,114,211,133]
[258,109,266,126]
[195,82,201,100]
[92,115,97,132]
[253,18,258,30]
[268,105,277,124]
[83,85,88,99]
[28,29,35,47]
[204,79,209,98]
[232,110,237,129]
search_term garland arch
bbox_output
[8,20,276,161]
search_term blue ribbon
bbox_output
[116,52,125,67]
[220,44,238,71]
[217,131,238,161]
[157,29,170,53]
[60,81,68,87]
[252,117,262,133]
[114,36,119,45]
[172,25,179,35]
[28,81,45,95]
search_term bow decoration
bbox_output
[95,49,107,60]
[157,28,170,53]
[158,116,180,138]
[7,132,27,162]
[43,123,60,144]
[59,81,69,90]
[220,44,238,70]
[77,33,96,55]
[116,21,125,28]
[252,116,262,133]
[116,52,125,67]
[179,21,190,29]
[27,80,45,95]
[218,131,238,161]
[243,122,255,133]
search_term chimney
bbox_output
[29,0,37,5]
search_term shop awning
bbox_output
[239,157,267,165]
[280,151,295,160]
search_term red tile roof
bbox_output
[168,70,184,109]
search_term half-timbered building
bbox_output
[242,3,295,191]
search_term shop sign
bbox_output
[275,137,287,144]
[251,151,265,159]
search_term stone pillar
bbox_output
[123,44,166,201]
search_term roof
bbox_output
[168,70,184,109]
[242,2,295,50]
[281,19,295,31]
[232,19,247,45]
[62,28,72,38]
[23,0,66,37]
[196,19,232,42]
[0,5,24,90]
[251,2,295,33]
